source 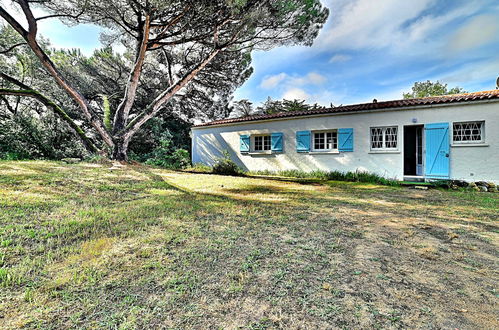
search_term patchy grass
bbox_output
[0,160,497,329]
[248,169,400,186]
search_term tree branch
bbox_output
[0,42,27,54]
[0,87,99,153]
[124,47,221,140]
[0,95,16,115]
[112,13,151,134]
[0,1,114,148]
[35,8,86,22]
[123,18,245,140]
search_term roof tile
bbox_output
[194,90,499,127]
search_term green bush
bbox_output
[139,131,191,169]
[212,151,242,176]
[0,111,88,160]
[129,118,191,163]
[145,146,190,169]
[187,163,212,173]
[249,169,399,186]
[0,151,27,161]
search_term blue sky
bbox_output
[3,0,499,106]
[235,0,499,105]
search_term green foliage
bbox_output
[232,99,254,117]
[102,95,112,131]
[250,169,400,186]
[83,154,113,166]
[0,151,28,161]
[253,97,325,116]
[129,117,190,160]
[431,180,452,189]
[187,163,212,173]
[403,80,466,99]
[1,0,329,160]
[127,117,191,168]
[141,131,190,169]
[0,110,88,160]
[230,97,328,118]
[212,151,243,176]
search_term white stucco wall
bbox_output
[192,101,499,183]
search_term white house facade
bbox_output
[191,90,499,183]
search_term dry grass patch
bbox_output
[0,161,497,329]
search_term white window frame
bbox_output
[452,121,485,144]
[370,126,399,151]
[312,130,338,152]
[252,134,271,152]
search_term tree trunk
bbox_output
[111,137,130,161]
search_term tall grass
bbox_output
[248,169,400,186]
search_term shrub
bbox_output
[212,151,242,176]
[145,146,190,169]
[187,163,212,173]
[249,169,399,186]
[0,111,88,160]
[141,132,191,169]
[0,151,28,161]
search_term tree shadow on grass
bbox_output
[2,163,498,329]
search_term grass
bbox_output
[248,169,399,186]
[0,160,498,329]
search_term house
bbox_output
[191,90,499,183]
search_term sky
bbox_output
[2,0,499,106]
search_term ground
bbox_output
[0,161,497,329]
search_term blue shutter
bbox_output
[338,128,354,152]
[296,131,311,152]
[425,123,450,179]
[240,135,250,153]
[271,133,283,152]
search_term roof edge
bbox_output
[193,89,499,128]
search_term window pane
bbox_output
[372,127,397,149]
[263,135,271,150]
[371,128,384,149]
[312,131,338,150]
[453,122,483,142]
[384,127,398,148]
[326,132,337,149]
[254,136,262,151]
[314,132,325,150]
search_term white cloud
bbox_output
[317,0,434,50]
[329,54,351,63]
[316,0,484,56]
[260,73,288,89]
[260,72,327,91]
[289,72,327,86]
[307,72,327,85]
[282,88,310,101]
[442,57,499,86]
[447,15,499,52]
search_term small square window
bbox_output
[313,131,337,151]
[453,121,484,143]
[371,126,398,150]
[254,135,271,151]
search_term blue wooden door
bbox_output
[425,123,450,179]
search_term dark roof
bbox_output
[193,89,499,128]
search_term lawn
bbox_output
[0,161,497,329]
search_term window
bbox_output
[254,135,271,151]
[313,131,337,151]
[371,126,398,150]
[453,121,484,143]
